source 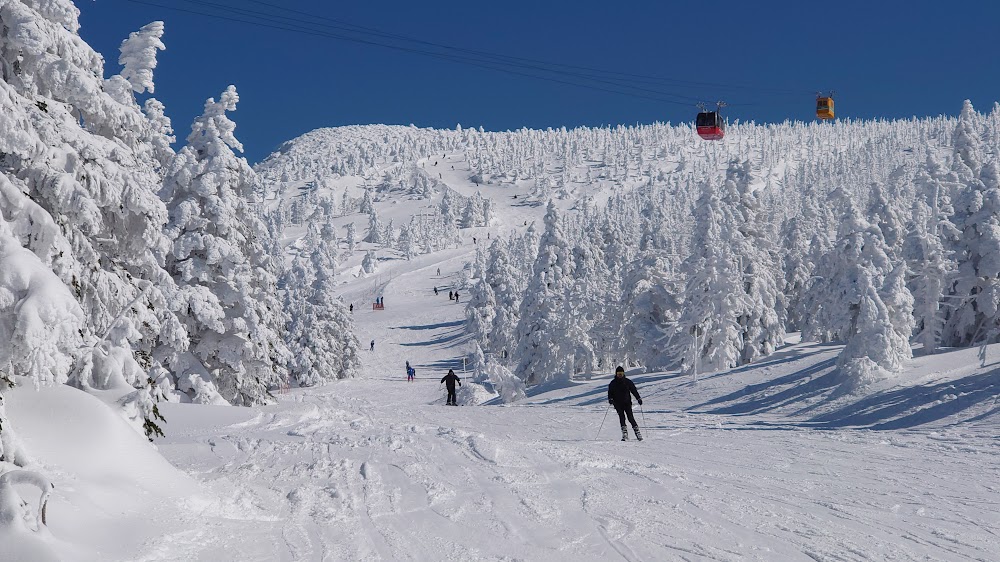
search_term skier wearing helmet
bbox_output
[608,365,643,441]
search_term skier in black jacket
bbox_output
[608,365,643,441]
[441,369,462,405]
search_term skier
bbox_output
[370,339,375,352]
[454,291,460,303]
[434,286,439,296]
[437,268,441,276]
[608,365,643,441]
[349,303,353,314]
[441,369,462,405]
[406,361,415,382]
[449,290,454,300]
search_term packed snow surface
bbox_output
[135,252,998,561]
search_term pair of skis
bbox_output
[597,403,647,441]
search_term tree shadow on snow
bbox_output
[527,371,688,407]
[395,325,468,348]
[689,350,1000,430]
[393,320,464,331]
[421,358,467,372]
[807,369,1000,430]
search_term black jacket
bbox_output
[608,376,640,407]
[441,373,462,390]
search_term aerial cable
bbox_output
[133,0,781,105]
[168,0,713,104]
[124,0,712,106]
[234,0,813,97]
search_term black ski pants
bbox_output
[446,387,457,404]
[615,403,637,428]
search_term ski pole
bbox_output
[639,403,647,432]
[595,404,611,440]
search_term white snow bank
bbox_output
[5,383,204,560]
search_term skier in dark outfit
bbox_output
[441,369,462,405]
[608,365,643,441]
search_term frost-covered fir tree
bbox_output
[288,256,361,386]
[722,161,785,365]
[461,191,487,228]
[836,266,913,391]
[619,253,680,371]
[670,181,748,373]
[0,2,188,429]
[345,222,358,253]
[365,208,384,244]
[802,190,912,367]
[118,21,164,96]
[903,197,954,354]
[162,86,291,406]
[953,100,984,184]
[944,161,1000,346]
[481,238,522,361]
[780,215,814,331]
[0,213,86,466]
[361,250,378,275]
[396,222,418,259]
[466,273,497,350]
[514,202,576,384]
[359,188,374,215]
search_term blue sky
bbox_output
[78,0,1000,164]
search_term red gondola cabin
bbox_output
[696,110,725,140]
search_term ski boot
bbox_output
[621,426,628,441]
[634,426,643,441]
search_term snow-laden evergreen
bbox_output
[0,1,190,444]
[514,202,576,384]
[161,86,291,405]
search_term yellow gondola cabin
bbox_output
[816,96,835,120]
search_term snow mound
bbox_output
[4,383,203,560]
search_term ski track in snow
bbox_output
[143,153,1000,561]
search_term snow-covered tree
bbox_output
[722,161,785,365]
[944,161,1000,346]
[671,181,747,373]
[162,86,291,406]
[514,202,575,384]
[345,222,358,253]
[361,250,378,275]
[0,0,188,434]
[953,100,984,184]
[118,21,165,94]
[620,253,680,371]
[288,259,361,385]
[364,209,384,244]
[359,188,374,214]
[904,197,954,354]
[790,187,914,390]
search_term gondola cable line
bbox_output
[122,0,834,137]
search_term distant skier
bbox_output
[370,340,375,352]
[437,268,441,276]
[441,369,462,405]
[449,290,454,300]
[454,291,460,303]
[349,303,353,314]
[406,361,415,382]
[434,286,439,296]
[608,365,643,441]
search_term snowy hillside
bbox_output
[14,261,998,560]
[1,1,999,558]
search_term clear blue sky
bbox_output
[78,0,1000,164]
